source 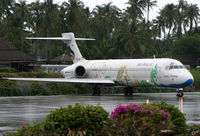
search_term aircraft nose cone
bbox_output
[186,72,194,86]
[185,79,194,86]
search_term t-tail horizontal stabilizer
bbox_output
[26,32,95,63]
[25,37,95,41]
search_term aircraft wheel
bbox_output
[177,92,184,97]
[124,88,128,96]
[128,87,133,96]
[96,87,101,96]
[124,87,133,96]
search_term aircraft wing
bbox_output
[3,77,115,84]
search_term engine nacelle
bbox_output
[74,65,86,78]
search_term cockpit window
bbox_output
[167,62,186,70]
[180,65,186,69]
[168,65,186,70]
[174,65,179,69]
[169,63,174,70]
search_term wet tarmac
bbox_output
[0,92,200,134]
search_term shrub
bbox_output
[153,102,187,135]
[43,103,112,135]
[111,103,172,136]
[190,70,200,89]
[188,125,200,136]
[0,68,17,73]
[6,103,199,136]
[6,123,58,136]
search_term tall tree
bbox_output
[125,0,147,57]
[184,4,199,35]
[152,15,165,39]
[126,0,146,20]
[143,0,157,23]
[27,0,44,35]
[160,3,176,38]
[42,0,58,58]
[92,2,120,40]
[175,0,187,39]
[0,0,15,37]
[64,0,89,34]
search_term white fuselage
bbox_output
[61,58,194,88]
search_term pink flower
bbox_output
[155,107,159,110]
[22,125,25,129]
[134,110,139,114]
[148,104,153,107]
[150,111,155,116]
[137,105,142,108]
[162,121,166,125]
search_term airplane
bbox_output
[4,32,194,97]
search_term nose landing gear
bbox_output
[92,85,101,96]
[124,87,133,96]
[176,88,184,97]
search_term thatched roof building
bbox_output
[49,54,72,64]
[0,38,35,71]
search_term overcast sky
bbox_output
[18,0,200,20]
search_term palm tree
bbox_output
[143,0,157,23]
[90,3,121,59]
[0,0,15,37]
[184,4,199,35]
[152,15,164,39]
[64,0,87,33]
[27,0,44,35]
[175,0,187,39]
[126,0,146,20]
[43,0,60,58]
[0,0,15,19]
[28,0,59,58]
[2,0,30,53]
[160,4,176,38]
[124,0,147,58]
[92,2,120,39]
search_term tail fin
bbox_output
[26,32,95,63]
[62,33,83,63]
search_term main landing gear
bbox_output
[92,85,101,96]
[177,88,184,97]
[124,87,133,96]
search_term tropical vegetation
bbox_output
[0,0,200,60]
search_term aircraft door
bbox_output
[156,62,163,85]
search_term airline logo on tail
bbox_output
[69,47,75,60]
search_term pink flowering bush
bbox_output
[153,102,187,135]
[111,103,172,136]
[6,103,188,136]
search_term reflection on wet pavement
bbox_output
[178,97,183,113]
[0,92,200,134]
